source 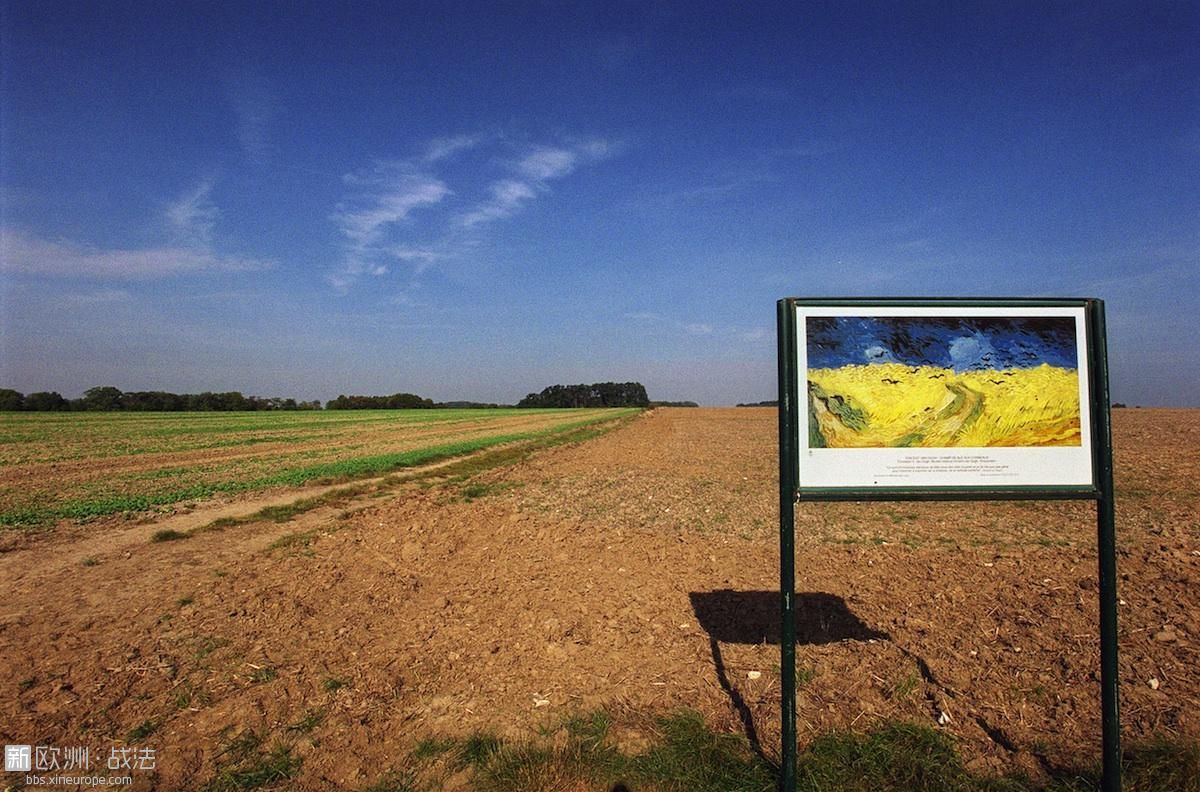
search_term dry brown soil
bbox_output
[1,407,1197,789]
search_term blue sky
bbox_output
[1,2,1197,406]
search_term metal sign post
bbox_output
[776,299,800,789]
[776,297,1120,792]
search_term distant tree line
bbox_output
[1,382,656,412]
[326,393,435,410]
[0,386,321,412]
[517,382,649,408]
[737,400,778,407]
[649,400,698,408]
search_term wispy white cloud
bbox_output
[332,135,616,290]
[330,163,451,290]
[0,227,272,279]
[456,139,612,229]
[424,134,483,163]
[224,70,280,165]
[333,173,450,249]
[459,179,536,228]
[166,179,219,248]
[518,146,578,181]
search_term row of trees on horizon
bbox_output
[517,382,649,408]
[0,383,654,412]
[0,387,322,412]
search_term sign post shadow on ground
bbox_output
[776,297,1119,792]
[689,590,890,764]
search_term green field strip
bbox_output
[0,408,596,465]
[0,410,635,526]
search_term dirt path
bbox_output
[0,407,1196,790]
[906,381,984,446]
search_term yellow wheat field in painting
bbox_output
[807,362,1081,448]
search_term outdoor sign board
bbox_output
[776,297,1119,791]
[795,302,1094,493]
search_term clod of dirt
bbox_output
[1153,627,1178,642]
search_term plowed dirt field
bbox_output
[1,407,1197,789]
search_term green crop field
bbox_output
[0,408,637,527]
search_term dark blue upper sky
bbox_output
[2,2,1197,404]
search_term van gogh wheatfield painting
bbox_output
[805,316,1082,448]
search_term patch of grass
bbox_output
[0,506,51,527]
[323,676,350,692]
[151,528,189,542]
[628,710,771,792]
[1119,736,1200,792]
[126,719,158,741]
[358,770,421,792]
[411,736,457,761]
[268,529,320,551]
[400,710,1200,792]
[798,722,972,791]
[286,708,326,734]
[248,666,277,684]
[19,676,37,692]
[456,732,504,770]
[563,710,612,749]
[458,482,503,501]
[448,710,767,792]
[888,673,920,700]
[202,730,301,792]
[177,595,194,607]
[173,686,197,709]
[81,556,99,566]
[194,636,230,660]
[201,516,243,532]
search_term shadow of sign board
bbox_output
[689,590,888,645]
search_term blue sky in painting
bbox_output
[1,2,1197,405]
[806,316,1078,372]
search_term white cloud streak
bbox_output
[331,135,615,290]
[333,173,450,249]
[456,139,612,229]
[330,164,451,290]
[518,146,578,181]
[0,227,272,279]
[224,70,280,165]
[424,134,483,163]
[166,179,219,248]
[459,179,536,228]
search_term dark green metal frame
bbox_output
[776,297,1120,791]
